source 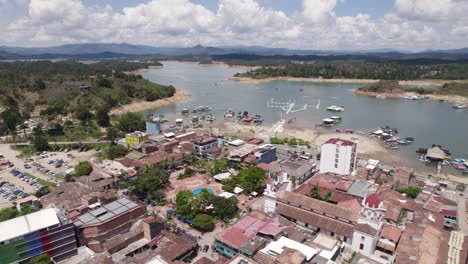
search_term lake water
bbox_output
[141,61,468,175]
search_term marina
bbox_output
[141,61,468,175]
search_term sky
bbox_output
[0,0,467,51]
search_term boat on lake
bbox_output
[406,95,423,100]
[452,104,466,109]
[242,116,253,122]
[376,94,386,99]
[224,109,235,118]
[321,118,335,126]
[253,115,263,125]
[326,105,345,112]
[330,116,342,123]
[197,106,212,111]
[175,119,184,126]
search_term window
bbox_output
[360,243,364,250]
[335,163,338,168]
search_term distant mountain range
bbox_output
[1,43,468,60]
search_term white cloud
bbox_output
[394,0,452,21]
[302,0,337,24]
[1,0,468,50]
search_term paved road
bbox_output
[1,140,110,147]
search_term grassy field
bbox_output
[23,172,57,188]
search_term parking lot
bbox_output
[0,144,98,208]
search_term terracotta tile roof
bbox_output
[215,211,280,250]
[335,180,352,191]
[337,199,362,214]
[394,167,413,187]
[377,240,396,252]
[424,197,443,213]
[383,202,402,223]
[381,225,402,242]
[257,162,273,171]
[277,190,358,222]
[276,203,355,238]
[355,223,378,236]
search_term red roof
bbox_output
[441,209,457,217]
[324,138,356,146]
[381,225,402,242]
[364,194,380,208]
[337,199,362,214]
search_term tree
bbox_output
[193,214,215,232]
[210,158,230,175]
[176,190,197,219]
[212,196,238,220]
[116,112,145,132]
[323,191,333,202]
[96,106,110,127]
[75,161,93,176]
[400,186,422,199]
[128,166,170,202]
[32,78,46,91]
[106,145,128,160]
[0,207,19,222]
[177,167,196,179]
[0,108,22,132]
[36,186,50,197]
[309,184,321,199]
[75,107,93,121]
[238,167,267,193]
[106,127,121,144]
[30,253,52,264]
[96,77,113,88]
[33,135,50,151]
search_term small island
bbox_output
[354,80,468,104]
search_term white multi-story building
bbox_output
[319,138,358,176]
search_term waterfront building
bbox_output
[125,131,149,148]
[194,137,218,156]
[319,138,358,175]
[146,121,162,134]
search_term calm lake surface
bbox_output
[141,61,468,175]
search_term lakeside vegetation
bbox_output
[234,61,468,80]
[0,60,173,136]
[358,80,468,97]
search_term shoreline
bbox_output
[109,89,191,115]
[228,76,380,84]
[123,65,163,74]
[227,76,468,87]
[354,90,468,104]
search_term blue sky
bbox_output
[1,0,467,50]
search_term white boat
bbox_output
[376,94,386,99]
[330,116,342,123]
[326,105,344,112]
[406,95,423,100]
[175,119,184,126]
[452,104,466,109]
[322,118,335,125]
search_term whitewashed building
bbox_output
[319,138,358,176]
[352,194,385,257]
